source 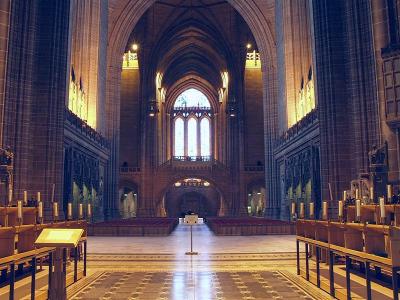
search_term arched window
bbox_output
[172,89,212,160]
[187,118,197,157]
[174,88,211,108]
[174,118,184,157]
[200,118,210,157]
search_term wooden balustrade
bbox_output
[296,217,400,299]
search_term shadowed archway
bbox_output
[106,0,277,218]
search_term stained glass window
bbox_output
[187,118,197,157]
[174,118,184,156]
[200,118,210,156]
[174,89,211,108]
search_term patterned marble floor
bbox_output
[68,224,330,300]
[87,223,297,254]
[70,271,316,300]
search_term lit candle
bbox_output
[387,184,393,200]
[53,202,58,218]
[37,192,41,202]
[24,191,27,204]
[38,201,43,219]
[8,189,12,204]
[355,189,359,200]
[338,200,343,217]
[88,203,92,217]
[17,200,22,219]
[322,201,328,220]
[309,202,314,218]
[299,203,304,219]
[356,199,361,218]
[79,203,83,219]
[343,190,347,201]
[379,197,386,219]
[68,203,72,220]
[291,202,296,216]
[370,186,374,202]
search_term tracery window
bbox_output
[172,89,212,160]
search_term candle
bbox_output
[24,191,27,204]
[370,186,374,202]
[51,184,55,203]
[68,203,72,220]
[379,197,386,219]
[309,202,314,218]
[355,189,359,200]
[17,200,22,219]
[291,202,296,216]
[299,203,304,219]
[322,201,328,219]
[38,201,43,219]
[387,184,393,200]
[37,192,41,202]
[53,202,58,218]
[343,190,347,201]
[338,200,343,217]
[8,189,12,204]
[356,199,361,218]
[79,203,83,219]
[88,203,92,217]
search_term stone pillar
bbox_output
[0,0,11,146]
[4,0,70,219]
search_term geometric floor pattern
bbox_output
[70,271,315,300]
[67,224,331,300]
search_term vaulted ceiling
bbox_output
[125,0,257,93]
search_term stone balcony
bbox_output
[275,109,318,149]
[65,109,110,149]
[159,156,227,172]
[244,165,264,172]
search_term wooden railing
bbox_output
[0,206,87,300]
[296,206,400,300]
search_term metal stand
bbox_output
[185,225,198,255]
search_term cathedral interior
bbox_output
[1,0,400,299]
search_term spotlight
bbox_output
[132,43,138,51]
[246,43,252,49]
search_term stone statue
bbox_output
[369,144,387,166]
[0,146,13,167]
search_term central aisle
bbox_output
[86,222,297,254]
[68,223,330,300]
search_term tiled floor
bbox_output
[71,271,315,300]
[87,223,297,254]
[68,224,329,300]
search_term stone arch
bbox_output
[155,174,229,213]
[118,179,139,218]
[165,76,219,114]
[106,0,278,217]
